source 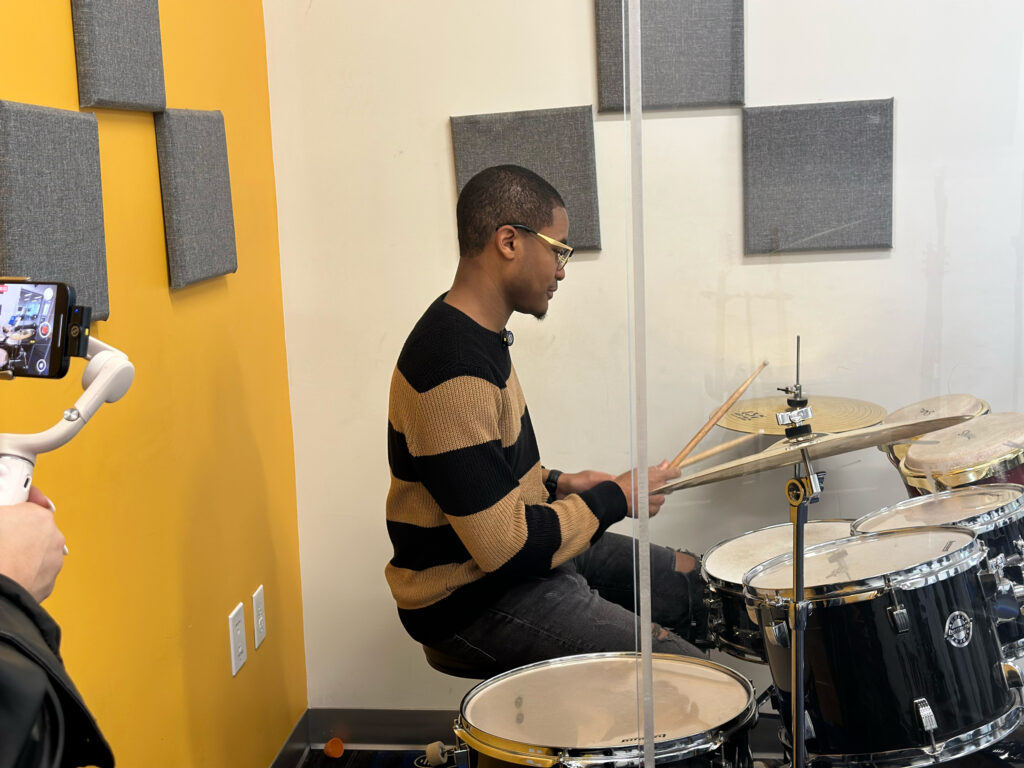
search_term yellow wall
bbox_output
[0,3,306,765]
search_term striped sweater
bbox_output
[385,296,627,643]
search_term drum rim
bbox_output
[851,483,1024,537]
[741,527,984,600]
[797,704,1022,768]
[454,652,757,765]
[901,450,1024,492]
[701,519,856,593]
[901,413,1024,489]
[880,395,990,427]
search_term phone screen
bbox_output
[0,281,74,378]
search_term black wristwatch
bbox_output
[544,469,562,502]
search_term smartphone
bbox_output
[0,280,79,379]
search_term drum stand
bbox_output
[0,336,134,504]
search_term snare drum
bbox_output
[744,528,1021,765]
[878,394,989,469]
[852,485,1024,653]
[901,413,1024,496]
[701,520,854,663]
[453,653,757,768]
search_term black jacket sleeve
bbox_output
[0,575,113,768]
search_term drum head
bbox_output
[703,520,853,587]
[745,528,976,594]
[903,413,1024,476]
[853,485,1024,535]
[460,654,752,751]
[884,394,989,424]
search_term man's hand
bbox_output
[555,470,616,499]
[0,487,66,603]
[615,460,681,518]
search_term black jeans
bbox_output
[428,532,708,674]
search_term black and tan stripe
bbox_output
[384,297,627,643]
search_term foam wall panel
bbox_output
[595,0,744,113]
[71,0,166,111]
[743,98,894,254]
[154,109,238,289]
[0,100,109,318]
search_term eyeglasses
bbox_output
[504,224,574,270]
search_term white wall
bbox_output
[263,0,1024,710]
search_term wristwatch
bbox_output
[544,469,562,502]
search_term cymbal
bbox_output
[716,395,886,435]
[655,414,971,495]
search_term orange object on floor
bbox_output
[324,738,344,758]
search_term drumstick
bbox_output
[669,361,769,470]
[674,432,760,469]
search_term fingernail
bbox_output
[63,544,69,555]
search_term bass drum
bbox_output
[744,527,1022,766]
[453,652,757,768]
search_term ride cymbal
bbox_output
[717,395,887,435]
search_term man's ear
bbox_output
[494,224,518,261]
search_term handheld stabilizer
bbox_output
[0,335,134,504]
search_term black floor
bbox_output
[300,714,1024,768]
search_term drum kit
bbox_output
[449,358,1024,768]
[0,324,34,371]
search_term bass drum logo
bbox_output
[945,610,973,648]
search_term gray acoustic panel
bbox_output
[595,0,744,113]
[451,106,601,251]
[71,0,166,111]
[0,100,109,319]
[154,109,237,289]
[743,99,894,254]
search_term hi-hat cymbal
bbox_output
[716,395,887,435]
[655,414,971,495]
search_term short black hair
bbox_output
[456,165,565,257]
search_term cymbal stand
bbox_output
[775,337,819,768]
[785,453,823,768]
[0,336,134,504]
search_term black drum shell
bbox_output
[708,584,767,663]
[755,564,1015,757]
[979,517,1024,648]
[851,485,1024,651]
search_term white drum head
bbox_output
[703,521,853,587]
[884,394,989,424]
[461,654,751,749]
[854,485,1024,534]
[904,413,1024,475]
[745,528,976,592]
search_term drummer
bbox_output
[385,165,707,674]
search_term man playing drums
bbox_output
[385,165,706,673]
